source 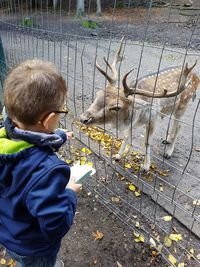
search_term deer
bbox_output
[80,38,199,171]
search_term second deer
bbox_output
[80,38,199,171]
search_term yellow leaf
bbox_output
[66,159,72,164]
[163,216,172,222]
[0,259,6,264]
[189,248,194,254]
[168,254,177,265]
[169,233,182,241]
[7,259,16,266]
[81,147,92,155]
[92,230,104,241]
[125,163,132,169]
[160,186,164,192]
[134,236,144,243]
[87,161,93,167]
[178,263,185,267]
[135,191,141,197]
[111,197,120,203]
[80,157,87,165]
[135,221,140,228]
[164,236,172,248]
[128,184,136,191]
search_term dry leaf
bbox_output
[168,254,177,265]
[111,196,120,203]
[116,261,123,267]
[128,184,136,191]
[169,233,182,241]
[7,259,16,266]
[87,161,94,167]
[135,221,140,228]
[135,191,141,197]
[81,147,92,155]
[189,248,194,254]
[0,258,6,264]
[197,254,200,260]
[194,148,200,152]
[178,263,185,267]
[149,237,156,248]
[163,216,172,222]
[93,230,104,241]
[134,232,144,243]
[66,159,72,164]
[193,200,200,206]
[164,236,172,247]
[125,163,132,169]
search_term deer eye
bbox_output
[110,107,121,112]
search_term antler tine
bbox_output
[122,68,192,98]
[95,60,115,85]
[96,36,125,86]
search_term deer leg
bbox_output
[115,127,131,160]
[164,108,186,159]
[142,120,156,171]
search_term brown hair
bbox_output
[4,59,67,125]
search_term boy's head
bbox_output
[4,59,67,131]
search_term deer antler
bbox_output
[122,61,197,98]
[95,36,125,86]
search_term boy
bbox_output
[0,59,82,267]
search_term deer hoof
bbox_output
[164,152,171,159]
[162,140,171,145]
[141,163,150,172]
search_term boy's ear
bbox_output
[42,112,56,130]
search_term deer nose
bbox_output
[80,112,93,125]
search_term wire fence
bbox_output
[0,0,200,266]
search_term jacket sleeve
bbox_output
[25,164,77,243]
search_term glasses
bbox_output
[39,106,69,123]
[53,106,69,119]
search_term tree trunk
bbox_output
[96,0,102,16]
[76,0,85,16]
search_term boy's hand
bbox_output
[66,176,82,193]
[62,130,73,140]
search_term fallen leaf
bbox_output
[168,254,177,265]
[194,148,200,152]
[169,233,182,241]
[116,261,123,267]
[193,200,200,206]
[81,147,92,155]
[66,159,72,164]
[178,263,185,267]
[189,248,194,254]
[125,163,132,169]
[111,196,120,203]
[149,237,156,248]
[87,161,93,167]
[92,230,104,241]
[7,259,16,266]
[164,236,172,247]
[134,232,144,243]
[128,184,136,191]
[197,254,200,260]
[135,221,140,228]
[163,216,172,222]
[0,258,6,265]
[135,191,141,197]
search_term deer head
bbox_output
[80,38,195,128]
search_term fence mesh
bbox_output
[0,1,200,266]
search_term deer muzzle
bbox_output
[80,111,94,125]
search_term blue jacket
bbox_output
[0,118,77,256]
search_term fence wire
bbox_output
[0,1,200,266]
